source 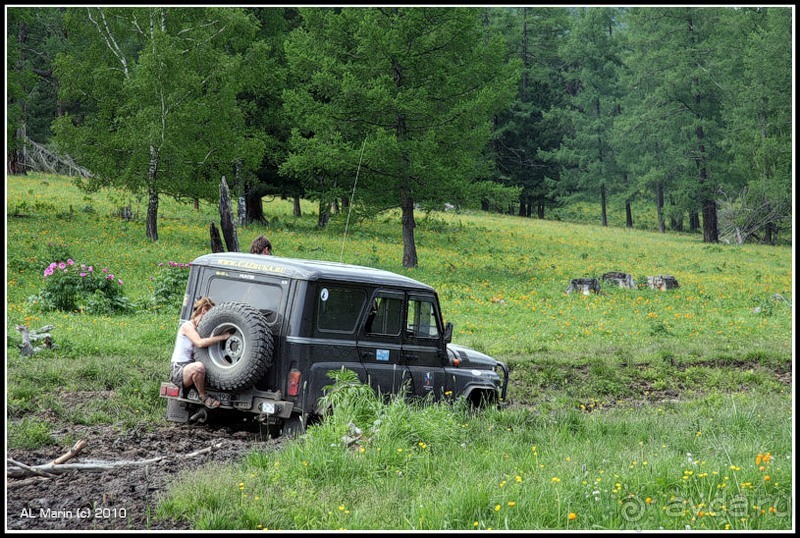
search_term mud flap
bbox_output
[165,398,191,423]
[281,413,306,438]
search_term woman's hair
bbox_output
[249,234,273,255]
[192,296,215,318]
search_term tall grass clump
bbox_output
[148,261,192,309]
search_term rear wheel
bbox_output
[195,302,274,391]
[270,413,307,439]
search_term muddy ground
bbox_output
[6,421,282,532]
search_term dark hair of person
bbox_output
[249,235,273,255]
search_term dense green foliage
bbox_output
[148,261,193,309]
[7,6,792,257]
[5,173,793,529]
[281,7,521,266]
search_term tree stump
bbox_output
[566,278,601,295]
[601,271,636,289]
[219,175,239,253]
[16,325,57,356]
[647,275,679,291]
[209,222,225,253]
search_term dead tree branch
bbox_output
[7,476,53,489]
[717,186,790,245]
[50,439,88,465]
[22,137,93,178]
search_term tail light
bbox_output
[160,383,181,397]
[287,369,301,397]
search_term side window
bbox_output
[317,285,367,333]
[365,296,403,336]
[406,298,440,338]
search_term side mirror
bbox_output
[443,322,453,344]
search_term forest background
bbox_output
[6,6,793,265]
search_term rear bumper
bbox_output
[159,382,295,418]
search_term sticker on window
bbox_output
[376,349,389,362]
[320,288,329,301]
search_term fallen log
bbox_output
[7,457,58,478]
[7,441,224,479]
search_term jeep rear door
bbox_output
[356,290,410,400]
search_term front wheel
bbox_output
[195,302,274,391]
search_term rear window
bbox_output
[317,285,367,333]
[206,277,284,311]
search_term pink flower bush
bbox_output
[35,260,130,313]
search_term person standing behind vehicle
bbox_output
[249,234,273,255]
[170,297,231,408]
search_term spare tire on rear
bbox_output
[195,301,274,391]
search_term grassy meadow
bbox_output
[5,173,794,530]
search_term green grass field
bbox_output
[5,173,793,530]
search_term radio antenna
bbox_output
[340,135,368,262]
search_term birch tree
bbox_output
[52,7,266,241]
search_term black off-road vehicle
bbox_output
[159,253,509,436]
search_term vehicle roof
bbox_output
[191,253,435,292]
